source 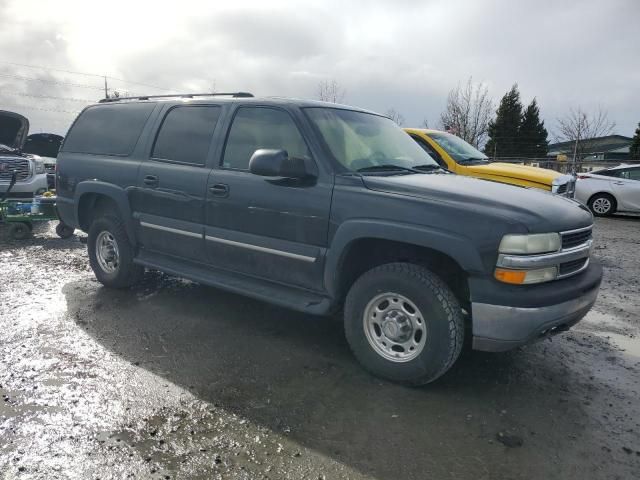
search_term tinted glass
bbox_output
[223,107,310,170]
[411,134,446,168]
[427,131,488,163]
[305,108,437,171]
[152,106,221,165]
[619,168,640,180]
[63,103,155,156]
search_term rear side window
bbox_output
[152,106,221,165]
[63,103,155,156]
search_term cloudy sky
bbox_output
[1,0,638,140]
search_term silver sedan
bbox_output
[575,164,640,216]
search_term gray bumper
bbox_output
[471,283,599,352]
[0,173,48,198]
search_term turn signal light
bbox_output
[494,269,527,284]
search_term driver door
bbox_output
[204,106,332,291]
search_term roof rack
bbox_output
[98,92,254,103]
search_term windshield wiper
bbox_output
[458,157,488,164]
[356,164,422,174]
[413,164,446,172]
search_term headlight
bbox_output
[34,158,45,174]
[499,233,561,254]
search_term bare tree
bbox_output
[317,79,346,104]
[385,108,405,126]
[555,106,616,165]
[439,77,493,148]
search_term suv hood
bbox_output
[362,173,592,232]
[0,110,29,151]
[463,162,560,187]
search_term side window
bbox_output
[152,106,221,166]
[222,107,310,170]
[411,135,446,168]
[627,168,640,181]
[62,103,155,156]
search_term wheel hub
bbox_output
[96,231,120,274]
[381,310,412,342]
[363,293,427,363]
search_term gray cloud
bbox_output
[1,0,638,138]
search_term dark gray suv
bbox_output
[56,93,602,384]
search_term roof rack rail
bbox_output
[98,92,254,103]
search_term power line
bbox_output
[1,91,97,103]
[0,60,174,91]
[0,72,104,90]
[0,102,81,115]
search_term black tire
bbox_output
[87,215,143,288]
[56,222,75,239]
[588,193,616,217]
[344,263,464,385]
[8,222,32,240]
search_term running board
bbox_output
[134,250,333,316]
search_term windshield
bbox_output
[305,108,438,172]
[428,132,488,163]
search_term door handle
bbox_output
[143,175,159,187]
[209,183,229,197]
[613,181,625,185]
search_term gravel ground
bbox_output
[1,216,639,480]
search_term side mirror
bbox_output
[249,149,309,179]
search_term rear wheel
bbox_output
[344,262,464,385]
[588,193,616,216]
[88,215,143,288]
[7,222,32,240]
[56,222,75,239]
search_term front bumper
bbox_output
[0,174,48,199]
[471,260,602,352]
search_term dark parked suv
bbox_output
[56,93,602,384]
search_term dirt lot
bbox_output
[1,215,639,480]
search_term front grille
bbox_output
[562,227,592,249]
[0,157,31,181]
[559,258,588,276]
[556,183,567,194]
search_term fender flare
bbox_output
[323,219,485,298]
[74,181,136,242]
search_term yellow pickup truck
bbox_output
[405,128,575,197]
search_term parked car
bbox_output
[23,133,64,190]
[575,164,640,216]
[405,128,575,196]
[0,110,49,200]
[56,94,601,384]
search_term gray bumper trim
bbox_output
[471,284,599,352]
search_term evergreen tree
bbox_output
[519,98,548,158]
[484,84,523,158]
[630,123,640,159]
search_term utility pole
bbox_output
[104,76,108,99]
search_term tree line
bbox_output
[317,78,633,160]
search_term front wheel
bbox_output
[344,263,464,385]
[87,215,143,288]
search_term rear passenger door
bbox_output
[204,106,332,291]
[131,104,222,261]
